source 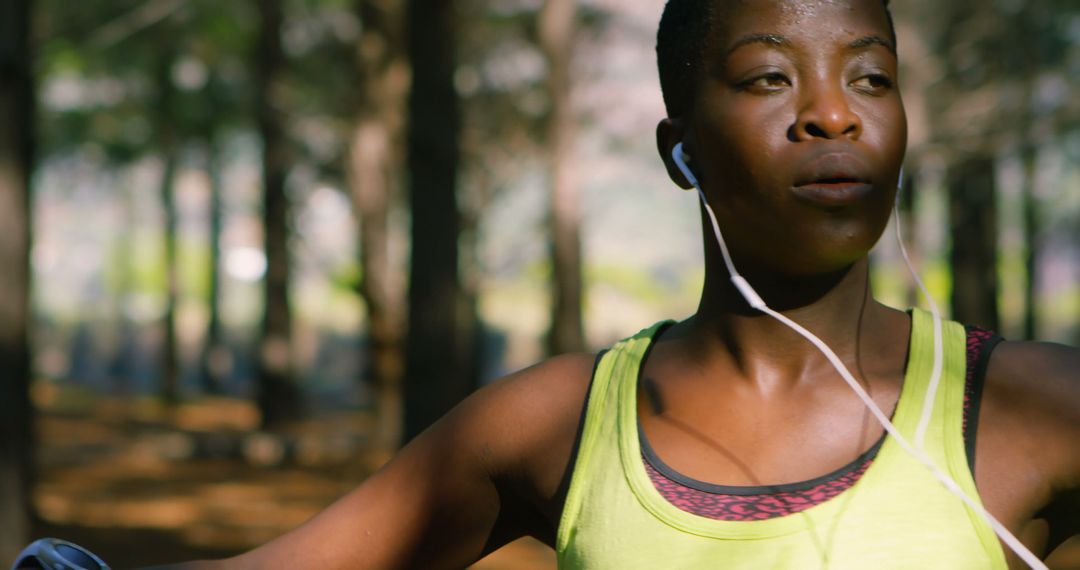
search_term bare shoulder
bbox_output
[389,351,602,554]
[982,340,1080,488]
[444,351,600,486]
[377,350,601,541]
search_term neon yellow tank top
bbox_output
[556,309,1006,569]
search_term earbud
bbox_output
[671,142,699,189]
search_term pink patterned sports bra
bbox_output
[638,326,1001,522]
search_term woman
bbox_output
[173,0,1080,567]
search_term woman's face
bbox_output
[673,0,906,276]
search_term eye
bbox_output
[737,71,791,93]
[851,73,894,94]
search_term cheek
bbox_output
[861,99,908,166]
[697,104,792,191]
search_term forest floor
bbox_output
[31,392,555,569]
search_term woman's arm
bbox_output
[155,353,596,569]
[981,340,1080,559]
[1026,343,1080,555]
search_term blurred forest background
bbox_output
[1,0,1078,567]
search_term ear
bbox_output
[657,118,695,190]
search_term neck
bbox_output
[685,253,896,389]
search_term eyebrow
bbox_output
[724,33,897,57]
[726,33,791,56]
[847,35,896,55]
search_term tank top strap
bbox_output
[557,320,672,550]
[888,308,969,453]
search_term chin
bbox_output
[786,255,868,278]
[734,221,885,278]
[727,247,864,282]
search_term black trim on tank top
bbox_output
[637,324,1000,498]
[639,421,886,496]
[555,349,609,500]
[635,320,889,496]
[966,332,1003,475]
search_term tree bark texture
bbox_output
[403,0,473,443]
[0,0,34,560]
[948,156,1000,330]
[255,0,301,427]
[539,0,584,355]
[351,0,409,450]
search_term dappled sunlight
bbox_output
[32,397,370,559]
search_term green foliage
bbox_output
[36,0,259,164]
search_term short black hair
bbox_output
[656,0,895,118]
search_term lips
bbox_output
[792,152,874,207]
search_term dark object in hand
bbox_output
[11,538,110,570]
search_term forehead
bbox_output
[708,0,893,51]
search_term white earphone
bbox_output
[672,142,699,189]
[670,141,1047,570]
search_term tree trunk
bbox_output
[156,51,180,405]
[350,0,408,450]
[539,0,584,355]
[111,182,137,397]
[402,0,473,443]
[0,0,34,559]
[160,154,180,405]
[196,67,229,395]
[948,155,1000,330]
[1020,144,1039,341]
[199,135,227,394]
[255,0,300,428]
[148,37,182,406]
[458,166,488,392]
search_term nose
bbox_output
[791,82,862,141]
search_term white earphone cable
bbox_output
[894,171,946,449]
[676,143,1047,569]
